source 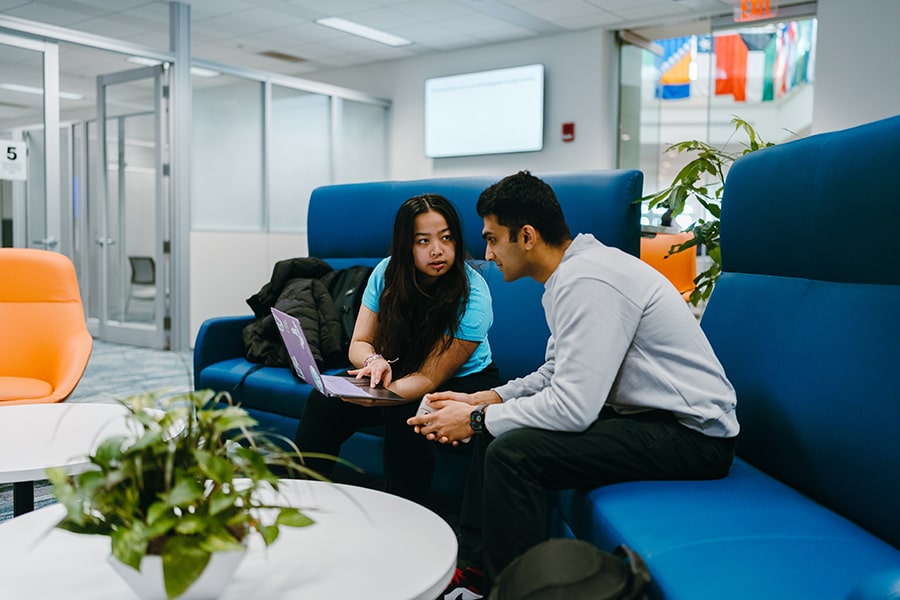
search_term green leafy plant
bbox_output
[48,390,330,599]
[642,116,776,305]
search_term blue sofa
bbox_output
[552,115,900,598]
[193,170,643,497]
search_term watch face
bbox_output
[470,407,485,432]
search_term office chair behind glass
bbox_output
[126,256,156,322]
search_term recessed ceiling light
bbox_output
[126,56,161,67]
[0,83,83,100]
[126,57,220,78]
[189,67,221,78]
[315,17,412,47]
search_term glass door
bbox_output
[0,33,59,253]
[92,65,169,348]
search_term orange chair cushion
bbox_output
[0,377,54,402]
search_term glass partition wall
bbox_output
[192,76,265,231]
[191,76,389,233]
[0,14,390,350]
[269,87,332,233]
[186,70,389,350]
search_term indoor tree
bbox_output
[642,116,777,305]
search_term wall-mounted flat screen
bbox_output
[424,64,544,158]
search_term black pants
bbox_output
[458,407,737,592]
[294,363,500,504]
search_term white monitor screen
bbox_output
[424,64,544,158]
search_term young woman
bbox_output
[294,193,499,504]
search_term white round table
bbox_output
[0,480,458,599]
[0,402,132,515]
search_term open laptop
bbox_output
[271,307,405,401]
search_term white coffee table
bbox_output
[0,479,458,599]
[0,402,132,515]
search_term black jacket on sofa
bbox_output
[242,257,343,370]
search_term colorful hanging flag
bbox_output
[782,22,798,96]
[715,34,748,102]
[693,35,714,97]
[740,32,776,102]
[656,37,692,100]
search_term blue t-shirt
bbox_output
[361,257,493,377]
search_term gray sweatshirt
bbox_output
[487,233,739,438]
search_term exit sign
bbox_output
[735,0,778,22]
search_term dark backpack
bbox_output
[322,265,374,355]
[488,539,650,600]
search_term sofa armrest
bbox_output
[847,569,900,600]
[193,315,254,389]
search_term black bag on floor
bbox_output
[488,539,650,600]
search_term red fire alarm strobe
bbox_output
[562,122,575,142]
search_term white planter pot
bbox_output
[108,549,246,599]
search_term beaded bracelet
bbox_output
[364,353,397,366]
[364,353,384,366]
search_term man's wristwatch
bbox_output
[469,405,487,434]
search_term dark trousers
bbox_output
[458,407,737,591]
[294,363,500,504]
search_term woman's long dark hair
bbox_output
[373,194,470,378]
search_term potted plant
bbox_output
[641,116,776,305]
[47,390,327,600]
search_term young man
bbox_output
[408,171,739,600]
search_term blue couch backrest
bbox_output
[307,170,643,382]
[700,115,900,548]
[308,171,642,261]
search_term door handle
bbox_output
[95,238,116,247]
[32,236,59,249]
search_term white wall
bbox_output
[812,0,900,132]
[305,27,620,180]
[190,231,308,343]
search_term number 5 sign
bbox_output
[1,140,27,181]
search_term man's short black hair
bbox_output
[476,170,572,246]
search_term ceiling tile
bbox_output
[182,0,258,20]
[520,0,609,23]
[392,0,473,21]
[555,13,624,29]
[61,14,155,38]
[69,0,154,10]
[289,0,382,16]
[2,2,97,26]
[0,0,773,88]
[116,2,171,25]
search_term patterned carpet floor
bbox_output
[65,339,194,405]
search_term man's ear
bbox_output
[520,224,538,250]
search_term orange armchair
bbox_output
[640,230,697,301]
[0,248,92,404]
